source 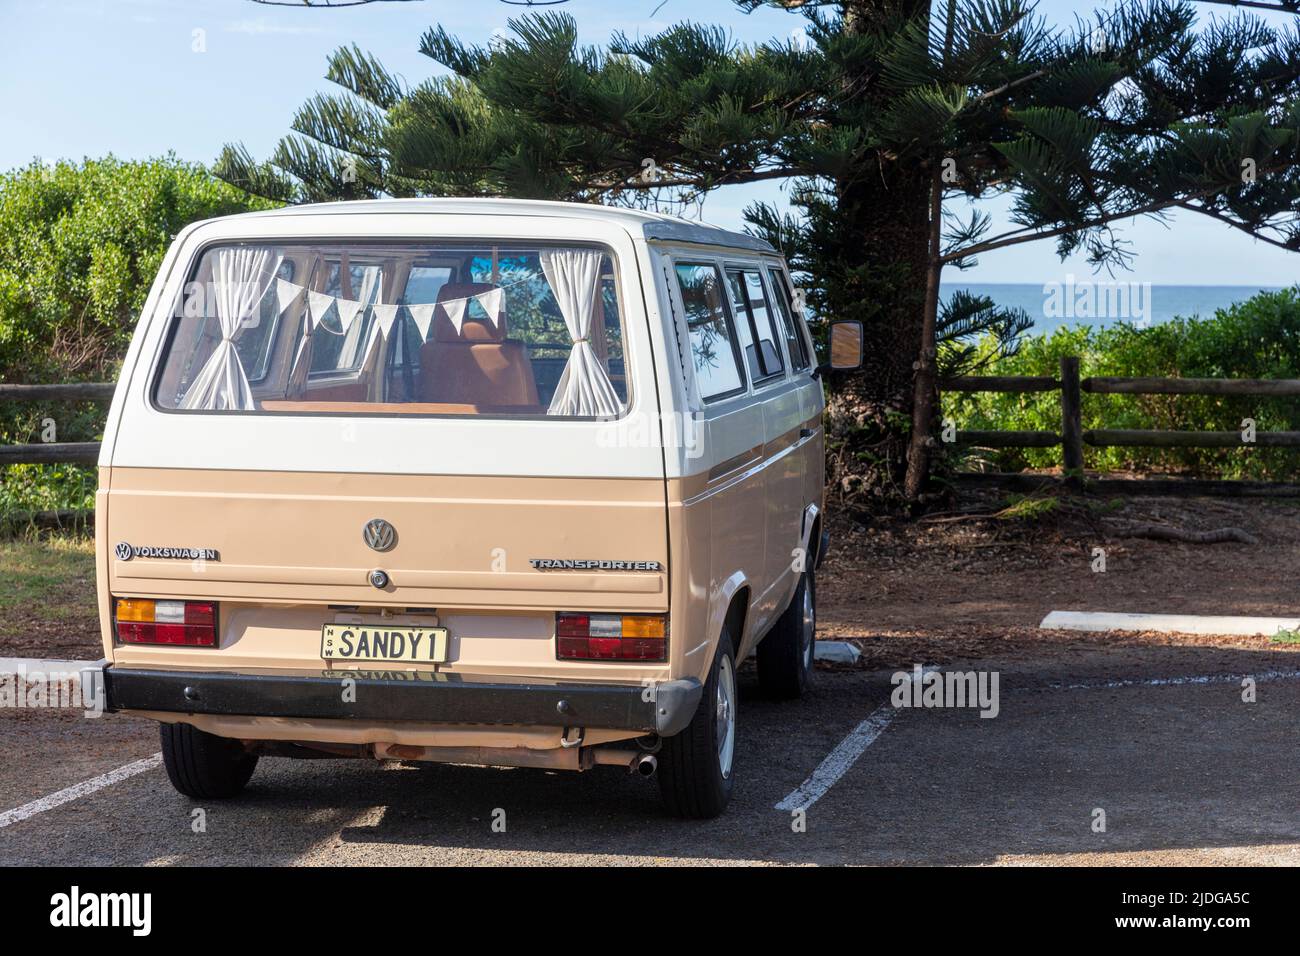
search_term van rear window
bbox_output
[153,241,628,418]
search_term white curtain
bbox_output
[542,249,621,417]
[180,248,281,411]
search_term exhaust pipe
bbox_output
[589,749,658,777]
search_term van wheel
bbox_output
[657,631,737,819]
[159,723,258,799]
[757,572,815,699]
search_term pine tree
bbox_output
[216,0,1300,507]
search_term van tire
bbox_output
[757,572,815,699]
[657,631,737,819]
[159,723,258,799]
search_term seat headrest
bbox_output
[433,282,506,343]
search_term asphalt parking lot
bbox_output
[2,644,1298,866]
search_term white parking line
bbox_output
[1055,669,1300,691]
[1040,610,1300,636]
[774,703,895,813]
[0,657,99,673]
[0,754,162,831]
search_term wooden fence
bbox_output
[943,356,1300,494]
[0,383,115,466]
[2,362,1299,494]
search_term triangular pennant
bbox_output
[275,279,304,315]
[372,304,400,340]
[439,296,468,335]
[408,303,437,341]
[335,297,363,334]
[474,287,504,328]
[306,290,335,330]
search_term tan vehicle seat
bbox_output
[418,283,541,409]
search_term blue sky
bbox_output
[1,0,1297,285]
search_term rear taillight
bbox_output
[556,613,667,661]
[115,598,217,647]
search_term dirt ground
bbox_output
[817,488,1300,669]
[0,537,98,660]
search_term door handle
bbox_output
[799,427,814,439]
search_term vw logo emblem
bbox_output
[363,518,396,552]
[115,542,133,562]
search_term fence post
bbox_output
[1059,355,1084,490]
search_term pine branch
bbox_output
[940,160,1295,263]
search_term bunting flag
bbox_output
[306,290,335,331]
[372,304,400,340]
[437,296,468,335]
[270,278,508,341]
[474,287,504,328]
[408,303,437,341]
[335,296,364,334]
[275,278,304,315]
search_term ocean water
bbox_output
[941,282,1288,334]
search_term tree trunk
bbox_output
[821,0,935,510]
[903,170,946,500]
[821,173,932,507]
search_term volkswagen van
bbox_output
[95,199,863,818]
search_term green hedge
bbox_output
[0,156,273,518]
[943,287,1300,480]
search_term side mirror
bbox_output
[815,320,864,378]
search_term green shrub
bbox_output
[944,288,1300,480]
[0,156,275,518]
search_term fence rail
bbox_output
[0,442,101,465]
[0,383,116,403]
[942,355,1300,492]
[0,383,113,465]
[2,367,1298,491]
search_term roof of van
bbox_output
[224,197,778,254]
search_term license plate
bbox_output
[320,623,449,664]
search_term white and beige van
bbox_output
[94,199,863,818]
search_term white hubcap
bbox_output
[716,654,736,779]
[801,583,815,670]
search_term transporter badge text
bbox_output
[114,542,220,562]
[529,558,663,571]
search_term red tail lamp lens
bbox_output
[115,599,217,647]
[556,613,666,661]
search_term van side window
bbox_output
[674,263,746,402]
[767,268,811,372]
[235,259,294,384]
[309,261,384,377]
[726,268,784,383]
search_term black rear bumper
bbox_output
[103,665,702,737]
